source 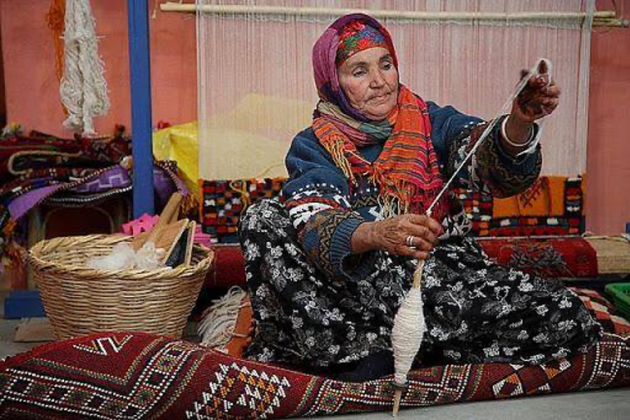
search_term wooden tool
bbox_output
[132,192,183,251]
[162,220,196,267]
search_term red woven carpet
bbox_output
[1,331,628,418]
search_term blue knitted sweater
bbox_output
[282,102,542,280]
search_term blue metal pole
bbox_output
[127,0,154,217]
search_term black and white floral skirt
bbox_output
[239,198,601,370]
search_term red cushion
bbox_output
[478,237,598,278]
[205,244,246,288]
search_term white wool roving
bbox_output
[60,0,110,136]
[85,242,165,271]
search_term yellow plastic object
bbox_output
[199,93,301,180]
[153,121,199,196]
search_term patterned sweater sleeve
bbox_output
[428,102,542,198]
[283,128,374,281]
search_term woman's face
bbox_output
[338,47,399,121]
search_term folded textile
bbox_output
[7,165,132,220]
[478,237,598,278]
[0,127,131,183]
[0,128,190,283]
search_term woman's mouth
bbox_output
[369,93,390,103]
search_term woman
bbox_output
[239,13,601,380]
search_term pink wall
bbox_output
[2,0,629,234]
[0,0,196,136]
[587,0,630,235]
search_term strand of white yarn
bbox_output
[59,0,110,137]
[390,58,553,416]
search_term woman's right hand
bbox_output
[351,214,443,260]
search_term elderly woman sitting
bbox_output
[239,13,600,381]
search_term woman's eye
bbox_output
[353,69,366,77]
[382,62,392,70]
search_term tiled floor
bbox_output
[2,293,630,419]
[0,292,42,359]
[0,317,39,360]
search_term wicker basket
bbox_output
[27,234,213,340]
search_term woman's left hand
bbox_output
[503,63,561,151]
[511,64,561,124]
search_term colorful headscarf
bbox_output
[311,14,447,220]
[313,14,398,122]
[336,20,391,65]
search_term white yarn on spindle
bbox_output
[60,0,110,137]
[391,268,426,386]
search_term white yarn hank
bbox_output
[391,284,426,387]
[197,286,247,352]
[60,0,110,136]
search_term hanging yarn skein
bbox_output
[47,0,68,117]
[390,58,553,416]
[59,0,110,137]
[46,0,66,85]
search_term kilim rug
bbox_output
[201,176,585,244]
[452,175,585,237]
[1,332,629,418]
[201,178,285,243]
[573,288,630,336]
[478,237,598,278]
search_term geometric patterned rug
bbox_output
[200,175,587,244]
[1,330,629,418]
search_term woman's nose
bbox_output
[369,70,386,87]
